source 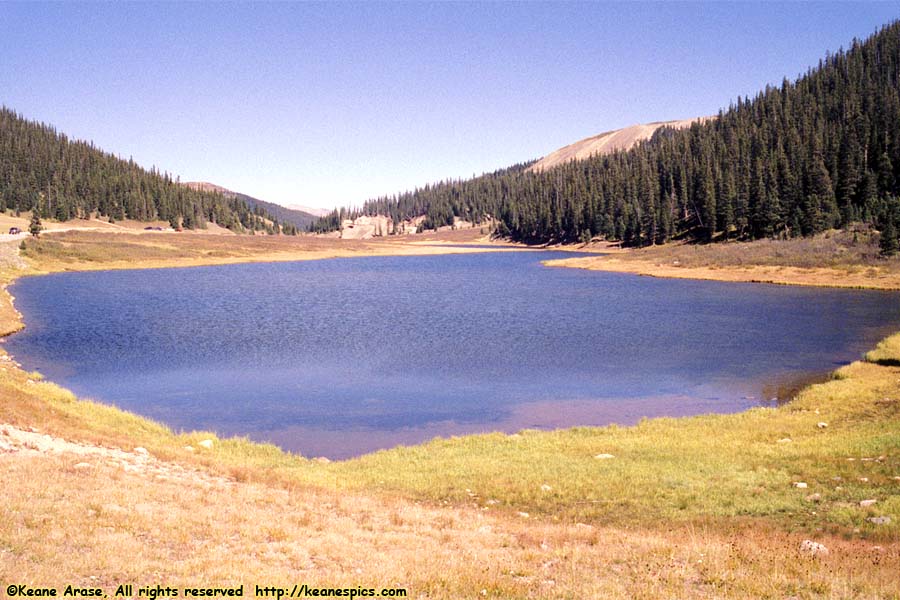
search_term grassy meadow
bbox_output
[0,230,898,597]
[15,228,514,273]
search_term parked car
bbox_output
[8,227,21,235]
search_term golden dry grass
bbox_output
[2,424,898,598]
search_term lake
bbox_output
[6,250,900,459]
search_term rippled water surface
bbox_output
[7,251,900,458]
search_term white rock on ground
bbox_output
[860,499,878,507]
[198,439,214,449]
[594,453,615,459]
[799,540,829,557]
[793,482,808,489]
[0,423,232,488]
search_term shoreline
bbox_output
[2,231,899,432]
[543,231,900,290]
[0,231,521,332]
[0,232,896,455]
[1,232,898,465]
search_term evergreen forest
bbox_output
[313,22,900,249]
[0,107,293,234]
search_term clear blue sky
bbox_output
[1,2,898,210]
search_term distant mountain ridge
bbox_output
[184,182,318,229]
[286,204,332,218]
[183,182,231,195]
[527,117,710,173]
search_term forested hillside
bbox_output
[0,108,288,233]
[315,22,900,247]
[307,161,536,234]
[231,192,314,233]
[185,182,314,234]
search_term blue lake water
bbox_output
[6,250,900,459]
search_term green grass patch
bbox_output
[865,331,900,365]
[319,361,900,536]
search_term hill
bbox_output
[314,21,900,247]
[287,203,332,218]
[181,181,231,195]
[0,108,286,234]
[526,117,708,173]
[184,182,317,231]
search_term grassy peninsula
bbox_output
[0,228,898,597]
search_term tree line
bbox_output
[0,107,293,234]
[313,21,900,251]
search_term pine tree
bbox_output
[29,211,42,237]
[880,211,898,256]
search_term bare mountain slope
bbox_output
[183,181,231,195]
[527,117,710,173]
[286,204,332,218]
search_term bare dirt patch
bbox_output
[528,117,711,173]
[0,423,230,486]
